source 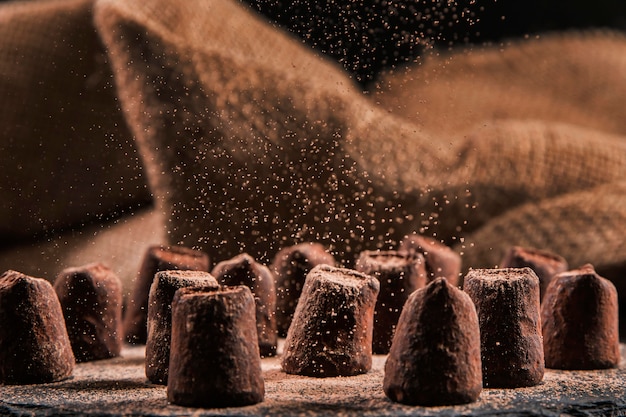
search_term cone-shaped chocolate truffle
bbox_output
[145,270,219,384]
[542,264,620,370]
[167,286,264,408]
[0,270,75,384]
[281,265,380,377]
[384,278,482,406]
[500,246,568,301]
[271,243,336,337]
[464,267,544,388]
[355,250,427,354]
[124,245,210,344]
[399,234,461,286]
[212,253,277,357]
[54,263,123,363]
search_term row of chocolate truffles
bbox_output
[123,234,462,357]
[123,238,615,365]
[0,262,124,384]
[143,265,473,407]
[0,253,619,409]
[282,263,619,406]
[124,246,277,358]
[143,261,618,408]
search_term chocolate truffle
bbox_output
[124,245,210,344]
[384,278,482,406]
[500,246,568,300]
[541,264,620,370]
[167,286,264,408]
[0,270,75,384]
[212,253,277,357]
[355,250,427,354]
[399,234,462,286]
[145,270,219,384]
[271,243,336,337]
[54,263,123,363]
[464,268,544,388]
[281,265,380,377]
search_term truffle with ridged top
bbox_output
[167,285,264,408]
[463,267,544,388]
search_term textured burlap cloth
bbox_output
[1,0,626,303]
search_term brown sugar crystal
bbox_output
[167,286,264,408]
[355,250,427,354]
[464,267,544,388]
[281,265,380,377]
[145,270,219,384]
[212,253,277,357]
[54,263,123,362]
[0,270,75,384]
[124,245,210,344]
[500,246,568,300]
[384,277,482,406]
[399,234,462,286]
[271,242,336,337]
[541,264,620,370]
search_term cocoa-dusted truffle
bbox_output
[541,264,620,370]
[271,242,336,337]
[54,263,123,363]
[500,246,568,300]
[167,285,264,408]
[124,245,210,344]
[212,253,277,357]
[463,268,544,388]
[399,234,462,286]
[355,250,427,354]
[0,270,75,384]
[281,265,380,377]
[145,270,219,384]
[384,277,482,406]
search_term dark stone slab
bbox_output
[0,345,624,416]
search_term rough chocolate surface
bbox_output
[384,278,482,406]
[542,264,620,370]
[399,234,462,286]
[124,245,210,344]
[145,270,219,384]
[355,250,426,354]
[167,286,264,408]
[212,253,277,357]
[0,270,75,384]
[464,268,544,388]
[500,246,568,300]
[271,243,336,337]
[54,263,123,363]
[0,344,624,416]
[281,265,380,377]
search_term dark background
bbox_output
[241,0,626,88]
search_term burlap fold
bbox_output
[93,0,626,278]
[0,0,149,243]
